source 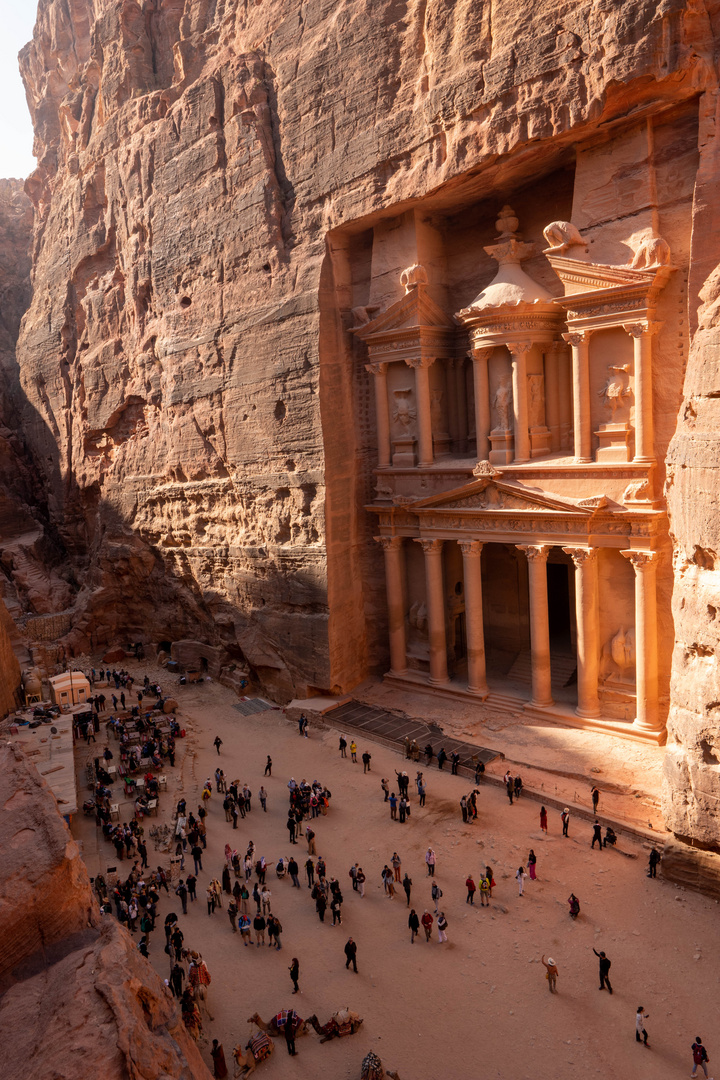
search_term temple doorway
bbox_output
[547,553,577,703]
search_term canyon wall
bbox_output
[0,742,212,1078]
[7,1,720,837]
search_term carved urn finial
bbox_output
[495,205,520,238]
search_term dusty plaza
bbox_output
[2,0,720,1078]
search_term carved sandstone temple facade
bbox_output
[350,142,686,744]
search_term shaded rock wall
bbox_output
[14,0,716,703]
[0,742,212,1080]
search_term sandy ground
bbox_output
[72,667,719,1080]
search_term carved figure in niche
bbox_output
[528,374,545,428]
[408,601,428,637]
[430,389,444,428]
[629,235,671,269]
[392,388,416,432]
[623,478,651,503]
[542,220,587,253]
[493,379,512,430]
[598,365,631,416]
[600,626,636,684]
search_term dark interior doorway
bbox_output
[454,611,467,661]
[547,563,571,643]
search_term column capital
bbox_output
[458,539,484,557]
[517,544,551,562]
[562,545,598,567]
[620,549,659,570]
[471,346,495,363]
[365,362,388,377]
[549,337,568,355]
[414,537,444,555]
[506,340,533,357]
[562,331,591,347]
[622,320,662,339]
[406,356,435,370]
[374,535,404,551]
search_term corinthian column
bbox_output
[563,331,592,463]
[623,321,661,464]
[621,549,661,733]
[471,347,493,461]
[375,536,408,676]
[517,544,553,706]
[458,540,488,697]
[544,342,561,452]
[563,546,600,718]
[507,341,531,463]
[366,362,391,467]
[414,538,449,684]
[407,357,434,466]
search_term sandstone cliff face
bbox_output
[0,742,212,1080]
[14,0,715,703]
[663,86,720,849]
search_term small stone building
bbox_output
[49,672,91,708]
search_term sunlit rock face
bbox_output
[7,0,720,843]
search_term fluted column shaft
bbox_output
[621,549,661,732]
[471,347,492,461]
[508,341,531,463]
[366,362,391,467]
[563,331,592,463]
[407,357,434,467]
[624,321,660,464]
[563,546,600,718]
[517,544,553,706]
[459,540,488,697]
[375,536,407,675]
[415,538,449,684]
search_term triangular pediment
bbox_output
[545,255,668,298]
[352,286,456,340]
[408,479,595,515]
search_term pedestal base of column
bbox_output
[467,684,489,699]
[388,668,408,678]
[531,696,554,708]
[574,457,592,465]
[575,704,601,720]
[631,716,664,734]
[428,676,451,687]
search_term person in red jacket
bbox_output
[421,910,433,941]
[465,875,476,905]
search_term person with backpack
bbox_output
[408,908,420,943]
[479,875,490,906]
[431,880,442,913]
[691,1037,710,1078]
[437,912,448,942]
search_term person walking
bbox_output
[425,847,436,877]
[540,806,548,833]
[176,879,188,915]
[362,751,372,773]
[289,958,300,994]
[516,866,527,895]
[527,850,537,880]
[389,792,398,820]
[408,908,420,943]
[421,910,433,941]
[210,1040,228,1078]
[506,778,514,805]
[305,858,315,888]
[356,867,366,897]
[691,1037,711,1078]
[437,912,448,943]
[591,820,603,849]
[259,786,268,812]
[541,955,558,993]
[339,735,347,758]
[288,857,300,888]
[381,777,390,801]
[561,807,570,836]
[344,937,358,972]
[635,1007,650,1047]
[391,852,401,882]
[402,872,412,906]
[418,778,426,807]
[213,736,222,755]
[306,827,316,855]
[648,848,661,878]
[253,913,266,946]
[431,880,442,914]
[264,756,272,776]
[350,740,358,763]
[593,948,613,993]
[479,875,490,906]
[465,874,476,904]
[591,785,600,812]
[568,893,580,918]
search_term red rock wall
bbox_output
[14,0,716,701]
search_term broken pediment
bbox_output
[406,479,596,516]
[352,269,457,340]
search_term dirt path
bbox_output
[73,667,718,1080]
